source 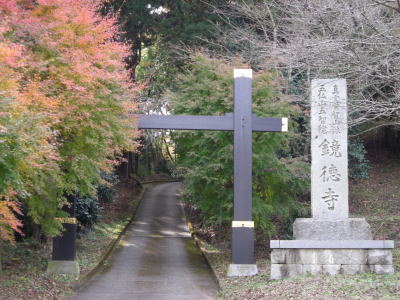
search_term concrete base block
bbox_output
[293,218,372,240]
[370,264,394,274]
[227,264,258,277]
[302,264,322,275]
[322,264,341,275]
[270,248,394,279]
[271,264,287,280]
[368,249,393,265]
[271,249,288,264]
[341,264,368,275]
[287,264,303,277]
[272,249,368,265]
[47,260,80,278]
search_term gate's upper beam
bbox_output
[137,114,287,132]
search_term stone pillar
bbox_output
[47,195,80,278]
[270,79,394,279]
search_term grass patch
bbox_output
[0,240,76,300]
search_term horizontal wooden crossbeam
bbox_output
[137,114,287,132]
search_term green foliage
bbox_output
[0,1,138,240]
[104,0,225,78]
[97,172,119,203]
[76,196,102,231]
[348,138,370,179]
[168,55,309,233]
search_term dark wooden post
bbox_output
[47,195,79,277]
[52,195,77,260]
[232,69,254,266]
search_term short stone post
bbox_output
[270,79,394,279]
[47,195,80,278]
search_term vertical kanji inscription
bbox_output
[311,79,349,219]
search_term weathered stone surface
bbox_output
[370,264,394,274]
[298,249,318,264]
[316,250,335,265]
[322,264,341,275]
[302,264,322,275]
[271,261,395,279]
[271,249,287,264]
[293,218,372,240]
[227,264,258,277]
[287,264,303,278]
[271,239,394,249]
[340,264,368,275]
[368,249,393,265]
[281,249,367,265]
[331,250,367,265]
[311,79,349,220]
[271,264,287,280]
[47,260,80,278]
[271,249,372,265]
[286,249,299,264]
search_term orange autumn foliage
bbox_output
[0,195,23,243]
[0,0,139,241]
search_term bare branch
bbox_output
[212,0,400,131]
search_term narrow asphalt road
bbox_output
[72,182,219,300]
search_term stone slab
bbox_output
[368,249,393,265]
[270,249,394,279]
[271,249,288,264]
[287,264,303,277]
[271,249,369,264]
[305,249,366,265]
[227,264,258,277]
[270,264,287,280]
[341,264,369,275]
[302,264,322,275]
[271,262,394,279]
[293,218,372,240]
[311,79,348,220]
[322,264,341,275]
[270,240,394,249]
[370,264,394,274]
[47,260,80,278]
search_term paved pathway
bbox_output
[72,182,218,300]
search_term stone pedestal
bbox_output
[47,260,80,279]
[293,218,372,240]
[227,264,258,277]
[271,248,393,280]
[270,218,394,279]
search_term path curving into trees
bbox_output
[72,182,218,300]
